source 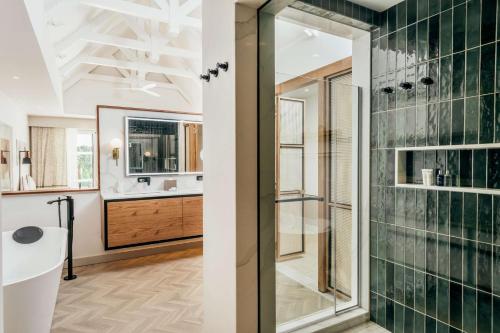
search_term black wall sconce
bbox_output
[200,72,210,82]
[18,150,31,190]
[200,62,229,83]
[420,77,434,85]
[0,150,9,165]
[208,68,219,77]
[381,87,394,94]
[399,82,413,90]
[217,62,229,72]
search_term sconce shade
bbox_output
[110,138,122,149]
[22,156,31,164]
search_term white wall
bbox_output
[0,195,4,333]
[98,107,203,194]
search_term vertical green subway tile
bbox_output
[467,0,481,48]
[426,273,437,317]
[406,188,416,228]
[405,228,415,267]
[386,298,395,332]
[417,19,428,63]
[388,33,397,73]
[477,242,492,293]
[428,103,439,145]
[386,261,395,299]
[416,105,427,145]
[387,111,396,147]
[447,150,459,181]
[463,287,477,333]
[477,291,492,333]
[414,312,425,333]
[449,237,463,283]
[397,1,406,29]
[380,36,388,75]
[429,15,440,60]
[396,188,405,225]
[404,307,414,333]
[407,24,417,67]
[394,302,404,333]
[465,48,479,97]
[480,44,495,95]
[438,191,450,234]
[388,5,397,33]
[487,148,500,190]
[479,94,494,143]
[386,186,396,220]
[397,29,407,71]
[397,70,407,108]
[416,63,427,104]
[378,186,386,222]
[463,240,477,287]
[406,107,416,146]
[378,259,387,296]
[441,0,452,11]
[396,226,406,265]
[440,56,452,100]
[427,191,438,232]
[473,149,487,188]
[380,10,388,36]
[378,223,387,259]
[377,294,387,328]
[450,192,463,237]
[370,292,377,321]
[429,0,440,16]
[464,97,479,144]
[494,245,500,295]
[437,234,450,278]
[396,109,406,147]
[481,0,497,44]
[428,60,439,102]
[460,150,473,186]
[388,72,397,109]
[440,9,452,57]
[437,278,449,324]
[387,224,396,261]
[436,322,449,333]
[405,267,415,307]
[415,231,426,271]
[427,232,438,274]
[478,194,493,243]
[451,99,464,145]
[395,264,405,303]
[415,189,426,230]
[379,112,387,149]
[408,0,417,25]
[452,52,465,99]
[371,114,378,148]
[426,316,437,333]
[496,43,500,93]
[453,4,466,53]
[370,256,378,292]
[439,101,451,145]
[463,193,477,240]
[417,0,428,21]
[407,66,417,106]
[496,93,500,143]
[436,149,446,172]
[495,196,500,245]
[414,270,426,313]
[493,296,500,333]
[371,221,378,255]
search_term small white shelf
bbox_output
[395,183,500,195]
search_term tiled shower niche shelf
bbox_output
[395,144,500,194]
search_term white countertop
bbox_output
[101,189,203,201]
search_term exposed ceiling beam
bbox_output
[79,73,178,90]
[64,55,195,79]
[79,0,201,29]
[180,0,201,16]
[78,32,200,59]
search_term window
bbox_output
[76,131,96,189]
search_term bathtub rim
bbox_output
[3,226,67,287]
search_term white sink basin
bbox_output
[123,191,162,195]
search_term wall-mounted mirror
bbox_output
[0,121,13,191]
[126,117,203,175]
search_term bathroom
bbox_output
[0,0,499,333]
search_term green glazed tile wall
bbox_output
[370,0,500,332]
[291,0,500,332]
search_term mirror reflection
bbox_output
[126,117,203,175]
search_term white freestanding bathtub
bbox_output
[3,227,67,333]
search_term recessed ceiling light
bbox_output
[304,29,319,37]
[12,76,20,80]
[305,88,310,92]
[312,53,320,58]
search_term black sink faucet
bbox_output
[138,177,151,186]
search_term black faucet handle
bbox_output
[138,176,151,186]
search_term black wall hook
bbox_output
[399,82,413,90]
[200,73,210,82]
[208,68,219,77]
[381,87,394,94]
[420,77,434,85]
[217,62,229,71]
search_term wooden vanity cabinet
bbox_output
[102,195,203,250]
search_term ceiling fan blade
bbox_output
[143,89,160,97]
[142,83,157,90]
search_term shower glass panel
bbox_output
[275,76,359,330]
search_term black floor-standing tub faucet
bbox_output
[47,195,77,281]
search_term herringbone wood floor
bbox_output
[51,248,204,333]
[51,249,368,332]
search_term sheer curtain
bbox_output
[31,127,67,188]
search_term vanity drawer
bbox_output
[106,198,183,248]
[182,197,203,237]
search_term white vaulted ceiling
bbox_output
[42,0,202,112]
